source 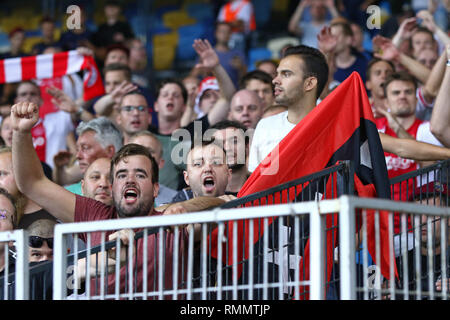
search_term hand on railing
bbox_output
[107,228,136,268]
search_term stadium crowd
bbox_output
[0,0,450,299]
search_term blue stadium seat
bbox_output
[185,3,214,23]
[251,0,272,28]
[155,4,180,19]
[247,47,272,71]
[363,31,373,52]
[176,23,207,61]
[0,32,9,52]
[149,16,172,36]
[130,16,148,38]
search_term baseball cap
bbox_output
[194,76,219,118]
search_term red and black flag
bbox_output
[209,72,396,299]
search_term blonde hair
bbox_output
[0,146,26,224]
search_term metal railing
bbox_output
[2,160,449,300]
[0,229,29,300]
[389,159,449,203]
[49,195,449,300]
[52,201,322,300]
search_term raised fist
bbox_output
[10,101,39,132]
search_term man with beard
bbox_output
[210,120,251,195]
[248,45,329,172]
[10,101,224,296]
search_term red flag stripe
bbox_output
[0,50,104,102]
[21,55,37,80]
[52,51,69,78]
[208,72,396,298]
[0,59,5,83]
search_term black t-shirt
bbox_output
[0,258,54,300]
[149,115,211,190]
[91,21,134,48]
[149,114,211,144]
[17,209,58,230]
[0,251,16,300]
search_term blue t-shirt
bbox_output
[333,52,369,84]
[216,49,246,88]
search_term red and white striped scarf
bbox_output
[0,50,104,101]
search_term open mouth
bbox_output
[166,103,174,111]
[131,120,141,127]
[202,176,216,193]
[123,188,138,204]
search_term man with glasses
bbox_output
[116,91,152,144]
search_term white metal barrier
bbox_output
[52,201,322,300]
[0,229,29,300]
[2,196,449,300]
[339,196,450,300]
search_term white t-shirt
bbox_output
[248,111,296,172]
[416,121,443,187]
[44,110,75,169]
[415,87,434,121]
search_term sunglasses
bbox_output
[121,105,147,112]
[29,236,54,249]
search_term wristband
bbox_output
[447,59,450,67]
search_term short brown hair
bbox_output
[103,63,132,80]
[366,58,395,82]
[330,21,353,37]
[110,143,159,184]
[383,72,417,97]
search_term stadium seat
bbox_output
[185,3,214,24]
[162,10,196,30]
[153,31,179,47]
[23,36,42,53]
[0,32,9,53]
[176,23,206,61]
[153,44,176,71]
[251,0,272,28]
[272,0,289,12]
[247,47,272,71]
[363,31,373,52]
[153,31,179,70]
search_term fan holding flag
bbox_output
[0,48,105,169]
[208,44,397,300]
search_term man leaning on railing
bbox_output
[9,101,230,298]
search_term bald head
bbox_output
[229,89,264,129]
[27,219,57,238]
[128,131,164,168]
